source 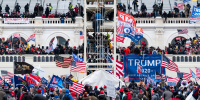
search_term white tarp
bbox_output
[79,69,125,88]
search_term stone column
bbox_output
[34,17,43,47]
[74,28,82,47]
[155,16,164,49]
[34,29,43,47]
[75,16,83,26]
[155,29,164,49]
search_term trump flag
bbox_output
[47,75,64,89]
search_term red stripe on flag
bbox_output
[69,82,85,94]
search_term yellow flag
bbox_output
[25,43,29,51]
[71,78,77,82]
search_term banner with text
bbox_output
[4,18,29,24]
[190,6,200,24]
[124,54,165,82]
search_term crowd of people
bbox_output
[117,0,194,19]
[0,34,200,56]
[118,36,200,56]
[0,2,84,22]
[0,37,84,55]
[0,75,199,100]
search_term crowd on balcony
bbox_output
[117,35,200,56]
[0,2,84,23]
[117,0,194,19]
[0,37,84,55]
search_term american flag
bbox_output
[195,67,200,77]
[1,70,13,79]
[69,82,85,94]
[55,55,71,68]
[177,28,188,34]
[80,31,84,39]
[110,57,124,79]
[27,34,35,42]
[0,77,4,84]
[177,72,191,82]
[155,71,162,80]
[70,61,86,73]
[161,55,180,72]
[190,68,200,82]
[13,33,21,40]
[174,2,184,9]
[124,76,129,82]
[167,77,179,83]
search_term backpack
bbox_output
[62,94,69,100]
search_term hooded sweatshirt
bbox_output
[59,88,66,99]
[62,89,73,100]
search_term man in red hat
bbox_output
[123,88,132,100]
[94,86,100,99]
[33,89,47,100]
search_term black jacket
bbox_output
[128,80,138,89]
[141,5,147,12]
[21,92,32,100]
[94,88,100,98]
[33,94,47,100]
[2,92,10,100]
[98,94,107,100]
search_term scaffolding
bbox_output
[83,0,117,75]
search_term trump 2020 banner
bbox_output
[47,75,64,89]
[190,6,200,24]
[124,54,166,82]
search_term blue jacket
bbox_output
[96,13,103,20]
[62,89,73,100]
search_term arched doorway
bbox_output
[171,36,186,45]
[50,37,66,47]
[12,37,27,45]
[134,37,148,47]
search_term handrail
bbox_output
[29,0,31,8]
[13,0,17,11]
[43,0,45,8]
[0,0,3,7]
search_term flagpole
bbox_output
[13,61,15,89]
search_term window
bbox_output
[134,37,148,47]
[50,37,66,47]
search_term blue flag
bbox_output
[184,0,190,3]
[196,33,199,39]
[177,72,183,78]
[124,54,165,82]
[123,27,143,43]
[42,77,48,85]
[190,6,200,24]
[14,75,29,90]
[47,75,64,89]
[73,53,83,62]
[24,76,37,88]
[190,69,196,79]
